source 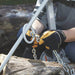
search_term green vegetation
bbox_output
[0,0,36,5]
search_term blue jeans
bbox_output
[65,42,75,62]
[17,27,23,38]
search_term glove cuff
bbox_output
[57,30,66,44]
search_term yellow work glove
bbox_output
[38,30,66,56]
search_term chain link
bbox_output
[32,34,40,60]
[35,35,40,42]
[53,50,75,75]
[32,48,37,60]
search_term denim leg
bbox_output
[65,42,75,62]
[17,27,23,38]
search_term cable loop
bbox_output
[23,24,35,44]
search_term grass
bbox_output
[0,0,36,5]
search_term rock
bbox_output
[0,5,33,30]
[0,54,7,75]
[0,54,63,75]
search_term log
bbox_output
[0,54,63,75]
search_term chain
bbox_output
[32,34,40,60]
[32,48,37,60]
[53,50,75,75]
[31,30,75,74]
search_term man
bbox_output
[18,2,75,62]
[32,2,75,62]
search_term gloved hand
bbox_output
[17,27,45,59]
[32,35,45,59]
[26,30,45,59]
[38,30,66,56]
